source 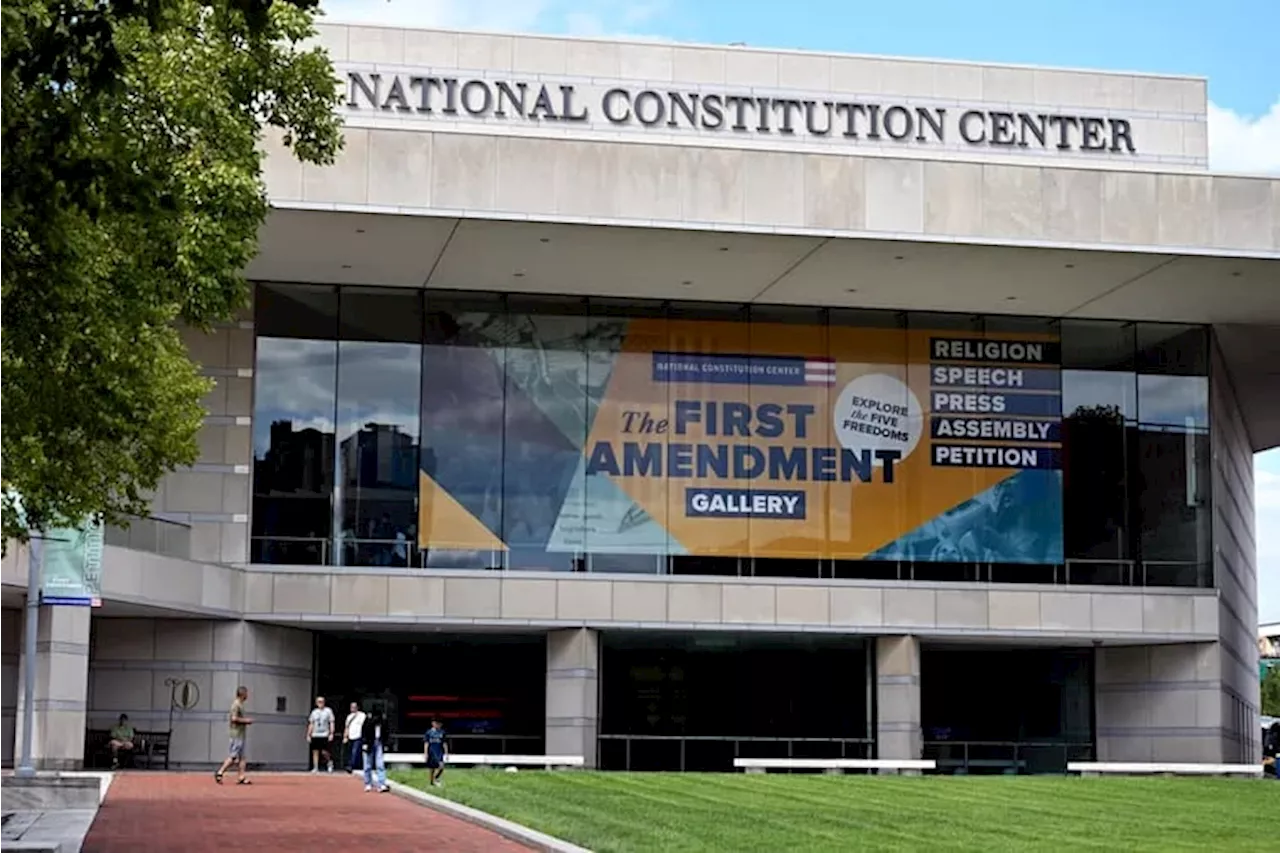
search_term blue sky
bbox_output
[325,0,1280,619]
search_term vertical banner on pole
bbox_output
[38,519,104,606]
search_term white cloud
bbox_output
[1207,99,1280,174]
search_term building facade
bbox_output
[3,23,1278,772]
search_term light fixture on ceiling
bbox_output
[681,280,693,286]
[513,272,525,278]
[355,228,366,234]
[893,255,905,261]
[1064,263,1075,269]
[718,246,729,252]
[1231,271,1242,277]
[846,288,858,293]
[1005,296,1017,301]
[341,264,352,270]
[539,237,550,243]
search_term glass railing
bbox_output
[923,739,1094,775]
[247,539,1214,589]
[597,734,875,772]
[104,515,192,561]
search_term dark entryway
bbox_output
[921,645,1095,774]
[315,632,545,756]
[599,632,872,771]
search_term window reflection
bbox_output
[1059,321,1210,585]
[418,295,506,570]
[334,289,423,568]
[251,285,338,565]
[336,342,421,567]
[499,305,591,571]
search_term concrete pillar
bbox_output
[15,605,91,770]
[1095,643,1227,763]
[545,628,598,767]
[875,635,922,762]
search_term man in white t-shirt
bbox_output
[307,696,336,772]
[342,702,367,773]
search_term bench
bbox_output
[84,728,172,770]
[734,758,937,775]
[1067,762,1262,777]
[383,753,585,770]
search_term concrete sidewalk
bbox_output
[2,807,97,852]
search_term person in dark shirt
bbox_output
[423,718,448,787]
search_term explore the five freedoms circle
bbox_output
[833,373,924,464]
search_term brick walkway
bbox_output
[82,773,531,852]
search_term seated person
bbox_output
[109,714,136,768]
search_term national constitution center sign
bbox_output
[344,70,1139,155]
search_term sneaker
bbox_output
[364,785,372,792]
[310,767,318,774]
[327,762,334,773]
[379,786,390,793]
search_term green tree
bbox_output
[2,0,342,541]
[1262,666,1280,718]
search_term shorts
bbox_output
[425,751,444,770]
[227,737,245,759]
[310,736,332,752]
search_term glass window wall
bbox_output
[249,284,1212,588]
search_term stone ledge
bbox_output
[387,779,592,853]
[0,777,100,811]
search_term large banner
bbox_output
[417,315,1063,564]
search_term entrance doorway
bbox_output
[600,632,872,771]
[921,645,1095,774]
[315,632,546,756]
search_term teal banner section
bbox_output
[39,520,104,606]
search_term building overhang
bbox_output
[248,207,1280,450]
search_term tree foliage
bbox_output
[1263,666,1280,718]
[2,0,342,541]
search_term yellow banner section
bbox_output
[585,319,1049,559]
[417,471,507,552]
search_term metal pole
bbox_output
[16,535,43,777]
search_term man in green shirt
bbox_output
[214,686,253,785]
[108,714,135,769]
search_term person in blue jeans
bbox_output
[424,718,448,787]
[360,709,390,793]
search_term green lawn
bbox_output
[391,769,1279,853]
